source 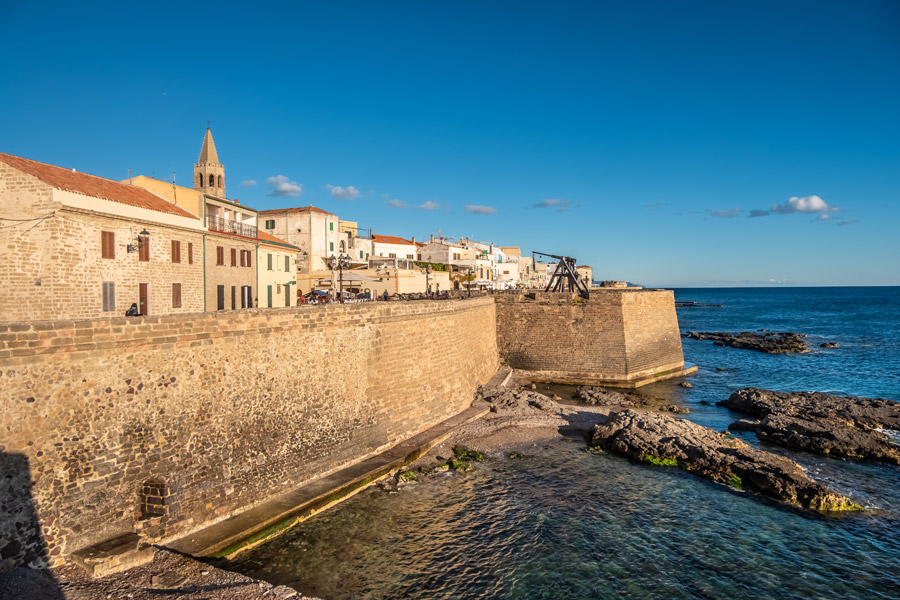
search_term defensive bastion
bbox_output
[0,290,687,569]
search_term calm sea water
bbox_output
[229,287,900,600]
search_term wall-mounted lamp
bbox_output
[126,229,150,253]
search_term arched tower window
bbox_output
[217,175,223,188]
[209,174,215,187]
[198,174,203,187]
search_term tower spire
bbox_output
[194,126,225,197]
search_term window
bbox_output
[360,250,364,259]
[265,219,275,229]
[503,270,510,275]
[101,231,115,259]
[231,248,237,267]
[198,174,204,187]
[209,174,215,187]
[406,254,414,259]
[217,175,223,188]
[366,252,369,259]
[284,256,290,271]
[188,242,193,264]
[329,242,334,251]
[102,282,115,312]
[171,240,181,263]
[216,246,224,265]
[389,253,396,258]
[329,222,334,231]
[267,253,273,271]
[231,286,236,310]
[453,253,460,261]
[241,250,252,268]
[138,236,149,262]
[172,283,182,308]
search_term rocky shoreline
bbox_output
[587,410,859,511]
[719,388,900,465]
[682,330,810,353]
[407,378,868,514]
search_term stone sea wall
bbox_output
[495,290,686,385]
[0,297,498,568]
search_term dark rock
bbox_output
[587,410,860,512]
[578,386,689,413]
[729,419,760,432]
[680,382,694,388]
[682,331,809,354]
[719,388,900,465]
[820,342,838,348]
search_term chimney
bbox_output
[233,199,240,205]
[412,236,416,245]
[430,234,434,243]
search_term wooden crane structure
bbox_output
[532,251,590,298]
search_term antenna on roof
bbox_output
[172,171,177,205]
[128,167,132,183]
[207,120,212,129]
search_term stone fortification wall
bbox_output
[0,297,498,568]
[495,290,685,384]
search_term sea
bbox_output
[227,287,900,600]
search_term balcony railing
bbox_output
[207,215,258,238]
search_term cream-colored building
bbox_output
[0,152,205,321]
[258,231,299,307]
[577,265,594,287]
[372,234,418,261]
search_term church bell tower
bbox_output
[194,127,225,198]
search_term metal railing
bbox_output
[206,215,258,238]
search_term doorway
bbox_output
[139,283,149,315]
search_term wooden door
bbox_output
[139,283,148,315]
[217,285,225,310]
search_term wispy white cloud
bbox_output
[326,184,360,200]
[771,195,837,214]
[418,201,440,210]
[838,219,860,227]
[266,175,302,197]
[817,214,833,221]
[464,204,497,215]
[387,199,407,209]
[532,198,573,212]
[708,208,742,218]
[241,179,257,187]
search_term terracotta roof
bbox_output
[372,234,414,245]
[0,153,197,219]
[257,230,298,249]
[259,206,335,216]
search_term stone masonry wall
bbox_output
[495,290,685,384]
[0,297,498,568]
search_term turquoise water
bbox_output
[228,287,900,600]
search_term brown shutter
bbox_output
[188,242,193,264]
[171,240,180,263]
[246,250,252,268]
[217,246,224,265]
[101,231,115,259]
[139,236,150,262]
[231,248,237,267]
[172,283,182,308]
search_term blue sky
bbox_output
[2,0,898,286]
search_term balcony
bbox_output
[206,215,257,238]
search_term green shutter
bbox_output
[267,253,273,270]
[360,250,363,259]
[330,242,334,251]
[329,222,333,231]
[267,285,272,308]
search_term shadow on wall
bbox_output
[0,453,64,600]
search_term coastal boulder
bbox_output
[682,331,809,354]
[587,410,860,512]
[719,388,900,465]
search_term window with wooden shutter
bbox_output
[101,231,115,259]
[232,248,237,267]
[171,240,181,263]
[172,283,182,308]
[245,251,252,268]
[188,242,193,264]
[267,253,273,271]
[139,236,149,262]
[217,246,224,265]
[285,256,290,271]
[102,281,115,312]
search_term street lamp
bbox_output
[328,253,352,303]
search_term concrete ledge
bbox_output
[70,533,154,577]
[165,402,491,560]
[522,364,699,389]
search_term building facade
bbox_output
[258,231,299,307]
[0,153,205,321]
